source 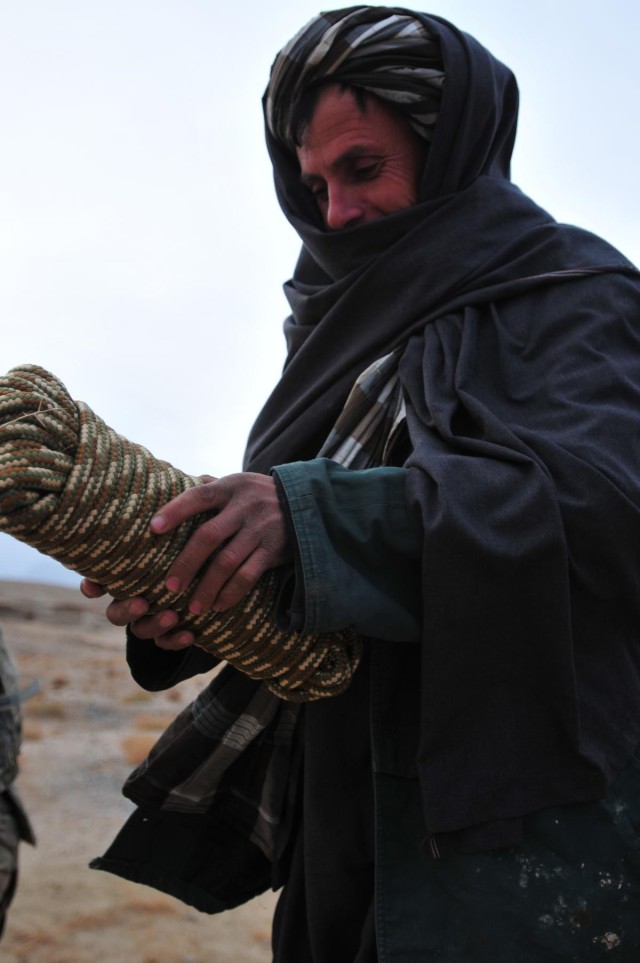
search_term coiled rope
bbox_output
[0,365,361,701]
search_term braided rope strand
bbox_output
[0,365,361,701]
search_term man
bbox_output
[87,7,640,960]
[0,627,35,939]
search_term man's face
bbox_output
[296,84,427,231]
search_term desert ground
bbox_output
[0,579,277,963]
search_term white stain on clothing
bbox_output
[593,932,622,951]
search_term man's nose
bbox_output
[325,185,363,230]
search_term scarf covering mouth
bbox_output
[265,5,444,152]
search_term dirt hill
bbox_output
[0,580,276,963]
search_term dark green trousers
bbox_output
[377,748,640,962]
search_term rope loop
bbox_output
[0,365,361,701]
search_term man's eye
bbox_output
[311,185,328,201]
[353,163,379,181]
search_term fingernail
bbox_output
[166,576,180,593]
[177,633,193,646]
[130,600,148,618]
[189,600,202,615]
[159,612,178,629]
[151,514,167,533]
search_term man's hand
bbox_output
[80,579,191,650]
[81,472,291,649]
[152,472,291,611]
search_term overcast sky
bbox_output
[1,0,638,587]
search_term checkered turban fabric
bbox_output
[265,5,444,152]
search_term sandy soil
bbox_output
[0,579,277,963]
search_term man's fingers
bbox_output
[152,630,195,652]
[151,480,225,534]
[121,608,195,650]
[210,552,270,612]
[104,596,151,627]
[80,578,106,599]
[163,514,236,594]
[187,540,282,614]
[185,533,260,614]
[126,614,194,650]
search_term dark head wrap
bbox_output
[265,6,444,151]
[262,6,521,246]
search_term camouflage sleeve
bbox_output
[0,790,20,938]
[0,628,36,940]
